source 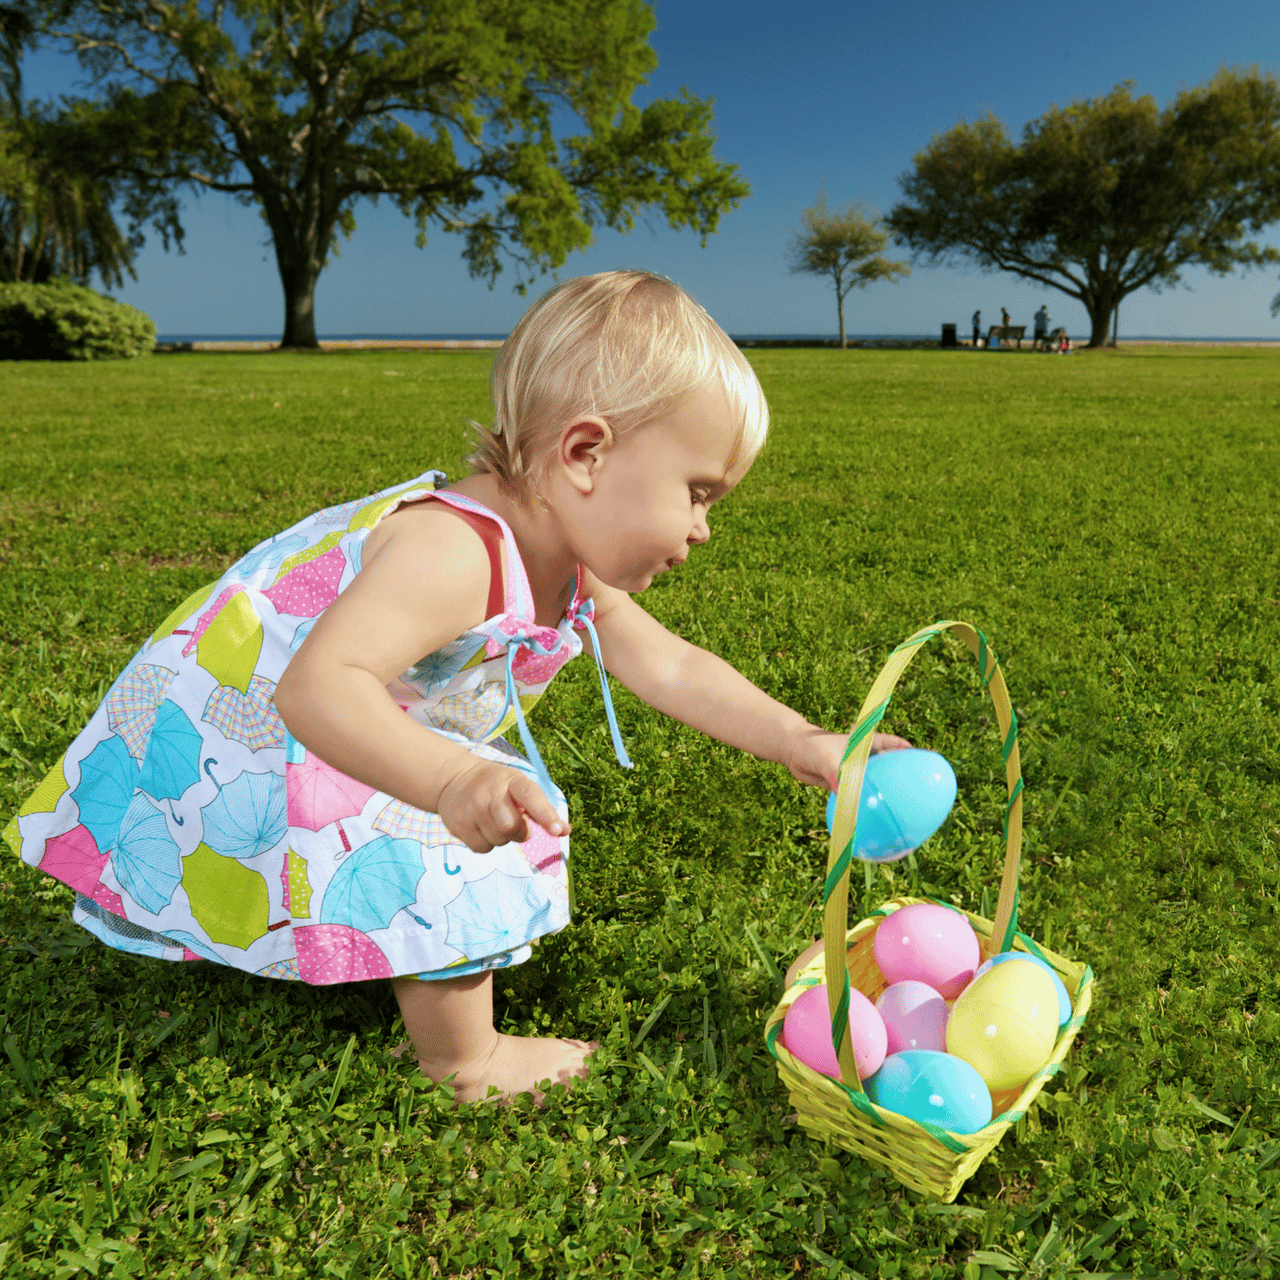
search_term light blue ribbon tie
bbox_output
[501,600,633,804]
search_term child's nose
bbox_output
[689,514,711,543]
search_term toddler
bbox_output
[8,271,904,1103]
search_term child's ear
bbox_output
[558,418,614,495]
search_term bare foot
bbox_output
[421,1033,597,1106]
[785,938,825,989]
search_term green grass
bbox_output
[0,345,1277,1279]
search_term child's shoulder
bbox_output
[361,492,494,579]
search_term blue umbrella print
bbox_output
[200,767,288,859]
[71,734,139,852]
[443,871,555,961]
[138,701,204,804]
[237,532,307,580]
[109,793,183,914]
[319,836,425,932]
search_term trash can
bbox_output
[941,323,957,349]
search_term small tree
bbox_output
[887,71,1280,347]
[788,195,909,348]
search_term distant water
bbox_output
[157,331,1280,344]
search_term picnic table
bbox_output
[987,324,1026,349]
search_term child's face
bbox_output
[559,380,746,593]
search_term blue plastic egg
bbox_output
[825,749,958,862]
[866,1049,993,1134]
[972,953,1072,1026]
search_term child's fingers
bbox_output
[508,775,569,839]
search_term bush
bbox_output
[0,279,155,360]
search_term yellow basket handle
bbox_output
[824,620,1024,1091]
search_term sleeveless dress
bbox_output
[2,471,631,984]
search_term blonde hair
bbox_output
[467,270,769,498]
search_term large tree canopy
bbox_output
[43,0,749,347]
[886,71,1280,347]
[787,194,908,348]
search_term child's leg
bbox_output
[391,971,595,1105]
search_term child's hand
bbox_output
[784,725,913,792]
[436,760,569,853]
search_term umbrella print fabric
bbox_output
[71,734,139,852]
[444,871,556,962]
[104,663,176,759]
[9,471,589,987]
[294,923,393,984]
[319,836,425,932]
[137,700,204,800]
[203,675,286,752]
[39,824,108,894]
[201,769,288,858]
[286,750,377,833]
[109,793,183,915]
[262,546,345,618]
[190,591,263,695]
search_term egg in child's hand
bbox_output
[945,960,1059,1091]
[872,903,979,999]
[781,983,888,1081]
[972,952,1072,1026]
[866,1049,993,1134]
[825,748,957,862]
[875,980,950,1054]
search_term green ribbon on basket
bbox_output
[821,620,1026,1092]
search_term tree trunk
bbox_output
[1085,295,1117,348]
[275,238,324,349]
[837,291,846,350]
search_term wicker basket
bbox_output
[764,620,1094,1202]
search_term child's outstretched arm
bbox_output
[584,576,908,791]
[273,504,566,851]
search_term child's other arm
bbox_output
[585,578,906,791]
[273,505,565,850]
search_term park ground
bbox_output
[0,345,1276,1279]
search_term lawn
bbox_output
[0,345,1277,1279]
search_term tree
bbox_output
[886,70,1280,347]
[42,0,749,348]
[1,4,183,285]
[787,194,908,348]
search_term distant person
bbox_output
[972,309,982,347]
[1058,333,1073,353]
[1001,307,1011,328]
[1034,306,1049,348]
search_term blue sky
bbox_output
[22,0,1280,339]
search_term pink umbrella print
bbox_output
[285,749,377,852]
[294,923,393,984]
[520,821,565,879]
[39,824,108,895]
[262,547,346,619]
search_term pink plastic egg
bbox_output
[875,980,950,1053]
[782,983,888,1081]
[872,903,979,999]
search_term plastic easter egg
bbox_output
[866,1050,993,1134]
[875,980,950,1054]
[873,903,979,999]
[972,953,1072,1026]
[825,749,957,862]
[946,960,1059,1091]
[781,983,888,1081]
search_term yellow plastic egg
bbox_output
[945,959,1058,1091]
